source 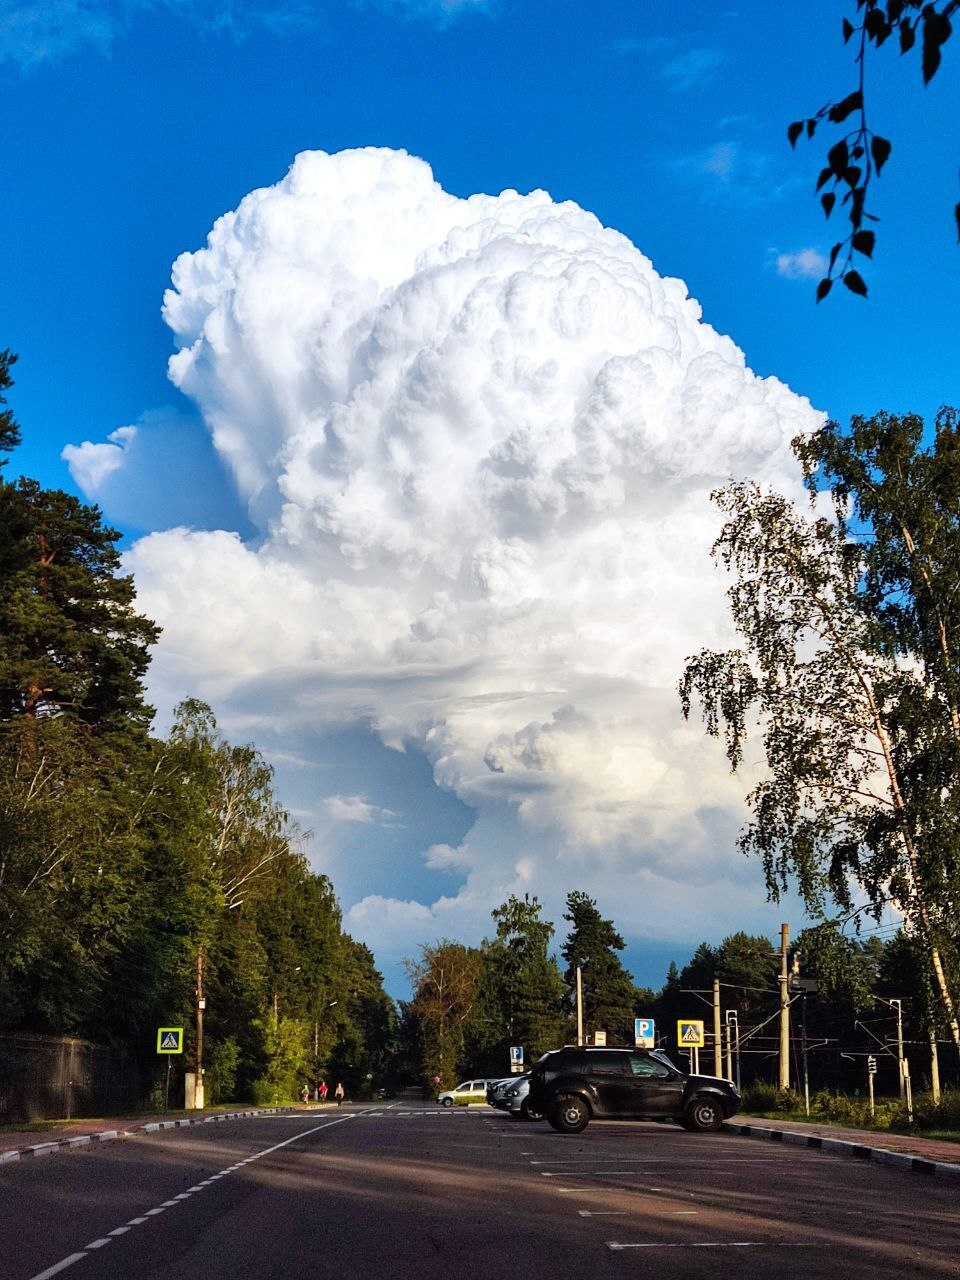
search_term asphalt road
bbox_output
[2,1102,958,1280]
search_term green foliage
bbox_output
[794,924,882,1011]
[206,1037,240,1104]
[788,1,957,299]
[561,891,639,1045]
[487,894,566,1062]
[0,351,396,1112]
[404,939,481,1088]
[0,350,21,461]
[680,432,960,1045]
[0,479,158,729]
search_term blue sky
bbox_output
[2,0,956,995]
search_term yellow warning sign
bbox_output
[677,1020,704,1048]
[157,1027,184,1054]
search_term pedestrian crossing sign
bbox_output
[677,1020,704,1048]
[157,1027,184,1054]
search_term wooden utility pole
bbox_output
[195,945,205,1110]
[929,1030,941,1105]
[576,967,584,1046]
[713,978,722,1077]
[778,924,790,1090]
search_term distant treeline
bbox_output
[402,891,950,1096]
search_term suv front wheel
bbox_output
[682,1095,723,1132]
[548,1093,590,1134]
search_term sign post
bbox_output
[867,1054,877,1118]
[509,1045,524,1074]
[634,1017,655,1049]
[157,1027,184,1111]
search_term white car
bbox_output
[437,1078,498,1107]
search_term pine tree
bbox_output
[561,891,639,1045]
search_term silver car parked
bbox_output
[504,1073,544,1122]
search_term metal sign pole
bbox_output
[164,1057,172,1111]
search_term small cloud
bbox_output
[661,47,723,91]
[701,141,740,179]
[1,0,486,70]
[324,794,398,825]
[613,36,722,91]
[423,842,470,871]
[775,248,829,280]
[62,426,137,490]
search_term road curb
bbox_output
[0,1107,301,1165]
[723,1120,960,1180]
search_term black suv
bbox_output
[527,1046,740,1134]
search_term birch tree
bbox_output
[680,447,960,1047]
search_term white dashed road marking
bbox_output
[26,1114,356,1280]
[607,1241,821,1251]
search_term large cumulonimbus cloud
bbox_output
[76,147,822,969]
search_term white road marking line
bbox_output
[607,1242,819,1250]
[670,1211,699,1215]
[541,1171,651,1177]
[107,1228,131,1236]
[530,1157,782,1165]
[28,1253,87,1280]
[27,1113,357,1280]
[578,1211,628,1216]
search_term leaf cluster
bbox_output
[788,0,957,300]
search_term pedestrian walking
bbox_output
[335,1082,345,1106]
[319,1080,328,1103]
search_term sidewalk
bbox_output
[0,1103,321,1163]
[727,1113,960,1178]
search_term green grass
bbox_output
[740,1081,960,1141]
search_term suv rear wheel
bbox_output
[548,1093,590,1134]
[682,1095,723,1132]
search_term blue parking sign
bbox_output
[634,1017,655,1048]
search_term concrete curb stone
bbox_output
[723,1119,960,1180]
[0,1107,300,1166]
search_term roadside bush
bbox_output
[742,1082,801,1113]
[206,1037,240,1105]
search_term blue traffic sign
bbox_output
[634,1017,655,1047]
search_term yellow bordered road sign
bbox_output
[157,1027,184,1054]
[677,1019,704,1048]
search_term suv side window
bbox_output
[587,1051,627,1076]
[548,1051,584,1073]
[627,1054,671,1079]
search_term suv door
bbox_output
[585,1051,629,1114]
[623,1052,684,1118]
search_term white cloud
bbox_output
[62,407,250,534]
[112,147,822,981]
[324,794,398,824]
[62,425,137,490]
[775,248,829,281]
[613,37,722,92]
[661,47,723,91]
[0,0,487,66]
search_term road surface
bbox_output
[2,1102,957,1279]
